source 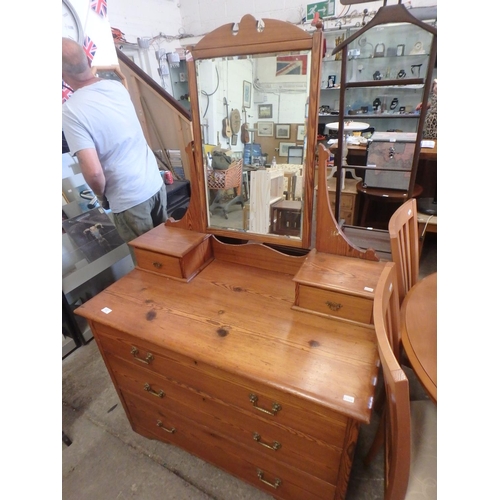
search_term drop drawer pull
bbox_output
[153,262,162,269]
[144,383,165,398]
[249,394,281,416]
[257,469,282,489]
[131,346,154,364]
[156,420,176,433]
[326,300,343,311]
[253,432,281,451]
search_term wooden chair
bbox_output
[388,198,420,305]
[371,262,437,499]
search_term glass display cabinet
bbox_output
[326,2,437,227]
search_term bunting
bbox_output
[62,81,73,104]
[83,36,97,64]
[90,0,107,18]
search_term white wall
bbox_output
[107,0,437,90]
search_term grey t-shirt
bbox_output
[62,79,162,213]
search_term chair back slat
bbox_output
[388,198,420,305]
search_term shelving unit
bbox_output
[319,18,436,137]
[325,4,437,224]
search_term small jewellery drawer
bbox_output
[129,224,213,282]
[106,351,343,484]
[295,284,373,324]
[124,390,337,500]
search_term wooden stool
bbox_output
[356,182,423,227]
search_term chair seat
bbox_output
[407,400,437,499]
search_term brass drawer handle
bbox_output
[153,262,162,269]
[144,383,165,398]
[249,394,281,416]
[253,432,281,451]
[257,469,282,489]
[156,420,176,434]
[326,300,343,311]
[131,346,154,364]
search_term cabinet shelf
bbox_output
[345,78,424,88]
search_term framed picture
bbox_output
[258,104,273,119]
[279,142,296,157]
[296,125,305,141]
[243,80,251,108]
[275,124,291,139]
[257,121,274,137]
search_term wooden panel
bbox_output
[124,390,337,500]
[106,352,342,483]
[293,249,385,298]
[295,284,373,324]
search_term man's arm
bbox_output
[76,148,106,197]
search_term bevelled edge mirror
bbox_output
[182,14,322,249]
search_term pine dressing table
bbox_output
[72,13,415,499]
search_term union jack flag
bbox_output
[83,36,97,64]
[62,81,73,104]
[90,0,107,18]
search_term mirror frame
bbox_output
[184,14,322,249]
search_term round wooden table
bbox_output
[356,182,423,226]
[401,272,437,403]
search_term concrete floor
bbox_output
[62,234,436,500]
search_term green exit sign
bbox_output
[306,1,335,21]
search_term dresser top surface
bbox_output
[76,260,378,423]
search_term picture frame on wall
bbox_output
[257,121,274,137]
[279,142,296,157]
[258,104,273,119]
[296,125,305,141]
[243,80,251,108]
[275,124,291,139]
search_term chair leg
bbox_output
[364,407,385,466]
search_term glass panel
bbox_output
[195,50,311,238]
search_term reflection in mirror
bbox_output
[195,50,311,239]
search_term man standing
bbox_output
[62,37,167,243]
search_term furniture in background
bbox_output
[417,211,437,254]
[325,4,437,237]
[388,198,420,305]
[401,272,437,404]
[270,200,302,236]
[166,180,191,220]
[207,159,244,219]
[249,168,285,233]
[356,182,423,228]
[323,177,358,226]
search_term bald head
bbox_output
[62,37,95,88]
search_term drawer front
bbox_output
[124,390,337,500]
[107,352,342,484]
[296,284,373,324]
[95,324,349,447]
[134,247,183,279]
